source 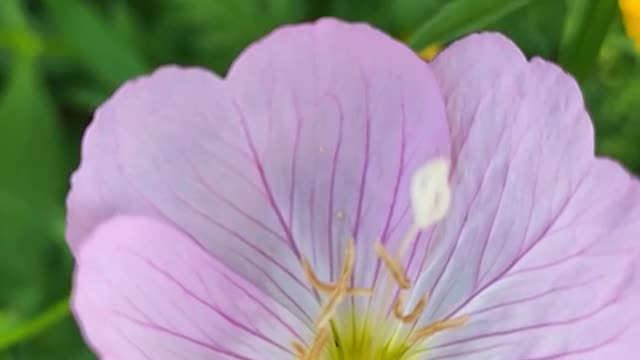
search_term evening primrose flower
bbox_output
[67,19,640,359]
[620,0,640,49]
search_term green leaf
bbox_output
[0,311,19,334]
[167,0,305,73]
[559,0,618,82]
[408,0,540,50]
[490,0,567,59]
[0,54,65,292]
[0,0,44,59]
[0,60,62,202]
[42,0,148,88]
[329,0,392,28]
[392,0,447,35]
[0,0,28,29]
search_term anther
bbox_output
[292,341,307,358]
[301,258,339,294]
[374,242,411,289]
[341,238,355,276]
[410,315,469,344]
[302,257,371,296]
[393,292,428,324]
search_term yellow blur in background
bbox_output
[620,0,640,49]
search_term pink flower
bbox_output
[67,19,640,359]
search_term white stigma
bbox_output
[410,158,451,230]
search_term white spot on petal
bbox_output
[410,158,451,229]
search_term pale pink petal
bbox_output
[66,18,450,321]
[408,33,640,359]
[67,65,318,321]
[73,216,310,360]
[225,17,449,294]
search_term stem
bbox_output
[0,296,70,350]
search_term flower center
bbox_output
[292,240,468,360]
[293,159,468,360]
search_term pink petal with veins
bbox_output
[410,33,640,359]
[73,216,310,359]
[66,18,450,332]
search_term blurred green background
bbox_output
[0,0,638,358]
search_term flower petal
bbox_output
[225,17,449,289]
[66,18,451,322]
[409,33,640,358]
[67,65,319,321]
[73,216,310,360]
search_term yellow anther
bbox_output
[341,238,355,277]
[292,341,307,358]
[346,288,373,296]
[375,242,411,289]
[302,257,372,296]
[410,315,469,344]
[301,257,340,294]
[393,292,428,324]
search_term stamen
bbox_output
[292,341,307,358]
[301,257,339,294]
[410,315,469,344]
[340,238,355,276]
[302,257,371,296]
[292,158,458,358]
[393,292,428,324]
[304,327,330,360]
[315,239,356,329]
[315,286,347,329]
[297,234,468,358]
[346,288,374,296]
[374,242,411,289]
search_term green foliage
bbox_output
[491,0,567,59]
[0,56,64,290]
[407,0,539,49]
[42,0,148,88]
[559,0,618,82]
[0,0,637,358]
[166,0,306,73]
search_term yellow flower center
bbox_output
[293,240,468,360]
